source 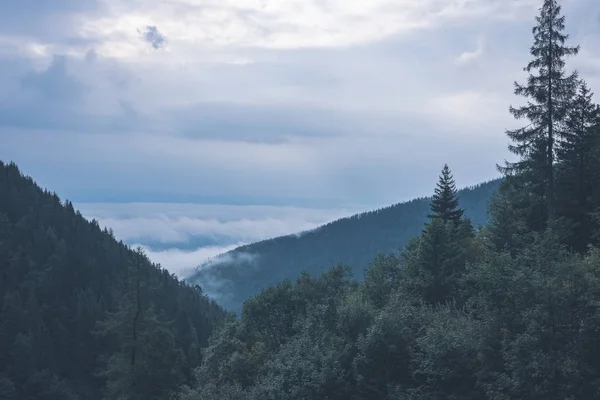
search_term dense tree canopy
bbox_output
[0,161,228,399]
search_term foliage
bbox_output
[428,164,464,223]
[190,179,501,312]
[0,161,228,399]
[500,0,580,223]
[182,4,600,397]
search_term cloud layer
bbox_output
[1,0,599,277]
[78,202,357,276]
[78,202,356,244]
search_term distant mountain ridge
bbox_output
[187,178,502,312]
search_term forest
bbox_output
[2,0,600,399]
[189,178,501,312]
[0,161,229,399]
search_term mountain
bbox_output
[188,178,502,312]
[0,161,228,400]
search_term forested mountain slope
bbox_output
[188,178,501,311]
[180,2,600,399]
[0,161,228,400]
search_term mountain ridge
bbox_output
[0,160,228,399]
[187,178,502,311]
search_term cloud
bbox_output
[20,55,85,102]
[125,0,537,52]
[0,0,541,64]
[0,0,99,38]
[430,90,507,126]
[74,202,356,278]
[199,251,258,271]
[138,25,167,50]
[189,251,260,301]
[1,0,599,249]
[77,202,357,245]
[134,243,244,277]
[455,35,485,65]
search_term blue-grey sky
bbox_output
[1,0,599,275]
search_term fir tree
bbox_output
[401,219,465,305]
[556,80,600,251]
[558,81,598,200]
[499,0,579,223]
[429,164,464,223]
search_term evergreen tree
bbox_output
[428,164,464,223]
[499,0,579,224]
[400,219,461,305]
[95,249,185,400]
[556,80,600,251]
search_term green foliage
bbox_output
[183,15,600,391]
[400,217,474,306]
[410,306,484,400]
[0,375,16,400]
[190,179,501,312]
[361,253,401,309]
[94,258,187,400]
[185,193,600,400]
[98,314,185,400]
[556,80,600,251]
[429,164,464,223]
[0,161,227,399]
[500,0,580,222]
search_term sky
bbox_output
[1,0,599,276]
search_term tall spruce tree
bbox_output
[429,164,464,223]
[556,80,600,251]
[499,0,579,223]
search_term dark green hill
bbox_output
[188,178,501,312]
[0,161,228,400]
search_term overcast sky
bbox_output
[1,0,599,275]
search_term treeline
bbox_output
[190,179,501,312]
[0,161,228,399]
[178,1,600,399]
[179,170,600,399]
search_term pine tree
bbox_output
[556,80,600,251]
[499,0,579,223]
[429,164,464,223]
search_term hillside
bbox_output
[0,161,228,400]
[188,178,501,311]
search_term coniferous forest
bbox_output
[3,0,600,399]
[0,161,229,399]
[190,178,500,313]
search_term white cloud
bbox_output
[75,202,357,277]
[455,35,485,65]
[77,202,357,244]
[430,90,510,128]
[3,0,540,63]
[134,243,244,277]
